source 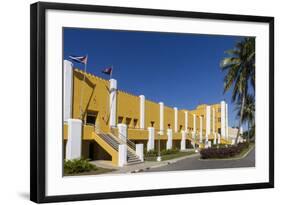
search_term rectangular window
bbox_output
[179,125,183,131]
[125,118,132,127]
[133,119,138,128]
[86,111,98,125]
[218,117,221,122]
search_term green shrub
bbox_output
[64,158,97,174]
[144,150,158,157]
[161,148,179,155]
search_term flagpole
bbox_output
[80,54,88,120]
[110,65,113,80]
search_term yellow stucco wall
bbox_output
[212,103,222,132]
[128,128,149,140]
[72,69,110,132]
[189,104,222,136]
[70,70,223,140]
[64,69,230,163]
[145,100,160,130]
[164,106,174,130]
[178,110,185,132]
[117,90,140,128]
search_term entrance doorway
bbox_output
[89,142,94,160]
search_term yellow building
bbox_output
[63,60,230,166]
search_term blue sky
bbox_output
[64,28,246,127]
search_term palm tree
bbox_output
[220,37,255,145]
[235,94,255,143]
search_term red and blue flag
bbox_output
[69,55,88,64]
[101,67,113,75]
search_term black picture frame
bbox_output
[30,2,274,203]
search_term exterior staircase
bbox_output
[97,133,142,165]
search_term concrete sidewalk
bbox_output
[90,152,200,174]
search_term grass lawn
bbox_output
[145,151,195,161]
[64,166,114,176]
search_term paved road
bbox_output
[146,147,255,172]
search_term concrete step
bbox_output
[97,133,143,165]
[127,160,142,165]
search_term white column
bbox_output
[181,130,186,151]
[213,133,217,145]
[139,95,145,129]
[218,133,221,144]
[193,114,196,133]
[192,114,197,148]
[66,119,82,160]
[220,101,226,138]
[191,131,196,148]
[174,107,178,132]
[206,106,211,136]
[184,111,188,131]
[159,102,164,135]
[192,130,196,139]
[117,123,127,143]
[212,107,216,134]
[64,60,73,122]
[166,128,173,149]
[118,144,127,167]
[109,79,117,127]
[240,127,244,135]
[147,127,155,151]
[136,144,144,162]
[226,103,229,140]
[199,116,203,143]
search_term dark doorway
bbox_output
[89,142,94,160]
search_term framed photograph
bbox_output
[30,2,274,203]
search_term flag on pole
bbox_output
[69,54,88,119]
[69,55,88,64]
[101,67,113,75]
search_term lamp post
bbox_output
[157,130,162,161]
[194,132,199,153]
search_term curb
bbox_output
[131,153,200,173]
